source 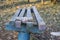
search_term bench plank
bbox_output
[19,8,26,17]
[26,7,33,20]
[32,6,46,30]
[10,9,21,21]
[15,8,26,28]
[26,7,33,31]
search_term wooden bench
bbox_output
[5,6,46,33]
[5,6,47,40]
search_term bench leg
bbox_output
[18,32,30,40]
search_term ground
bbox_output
[0,2,60,40]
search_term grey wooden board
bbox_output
[26,7,33,21]
[32,6,46,29]
[19,8,26,17]
[15,8,26,28]
[10,9,21,21]
[26,8,33,30]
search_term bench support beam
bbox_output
[18,32,30,40]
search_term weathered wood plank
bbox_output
[19,8,26,17]
[15,8,26,28]
[32,6,46,30]
[10,9,21,21]
[26,7,33,21]
[15,8,26,21]
[26,7,33,31]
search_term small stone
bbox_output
[7,37,11,40]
